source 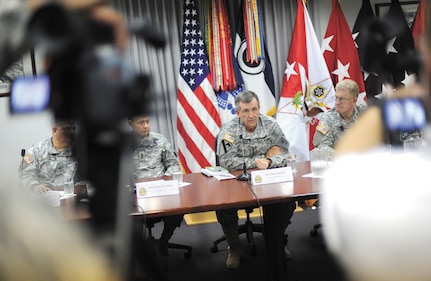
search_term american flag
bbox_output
[177,0,221,173]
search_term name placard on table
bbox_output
[136,180,179,198]
[250,167,293,186]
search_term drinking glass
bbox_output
[287,154,297,172]
[172,167,183,183]
[310,148,331,176]
[63,178,74,196]
[403,137,423,152]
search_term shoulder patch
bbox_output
[316,122,329,136]
[222,133,235,144]
[23,154,34,165]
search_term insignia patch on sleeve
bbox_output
[23,154,34,165]
[222,133,235,144]
[316,122,329,136]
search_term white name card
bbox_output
[135,180,179,198]
[250,167,293,186]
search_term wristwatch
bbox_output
[266,158,272,168]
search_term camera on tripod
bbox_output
[3,2,170,279]
[9,3,152,124]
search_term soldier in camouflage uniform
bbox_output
[128,115,183,264]
[313,79,367,154]
[216,90,296,269]
[20,119,77,193]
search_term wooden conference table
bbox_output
[62,161,322,281]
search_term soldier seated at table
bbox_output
[128,114,184,269]
[20,118,77,194]
[313,79,367,154]
[215,90,296,269]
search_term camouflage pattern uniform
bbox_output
[20,138,77,189]
[215,115,296,232]
[132,132,180,179]
[313,105,367,152]
[132,132,183,248]
[217,115,290,169]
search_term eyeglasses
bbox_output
[335,96,355,103]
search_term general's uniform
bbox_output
[215,114,296,237]
[21,138,77,189]
[313,105,366,151]
[217,115,289,170]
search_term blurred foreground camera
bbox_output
[5,3,166,279]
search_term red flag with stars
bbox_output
[411,0,426,49]
[322,0,367,105]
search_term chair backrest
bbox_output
[19,148,26,177]
[214,133,220,165]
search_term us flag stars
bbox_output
[180,0,209,91]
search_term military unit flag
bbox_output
[322,0,367,105]
[276,0,335,161]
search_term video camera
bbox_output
[5,2,166,279]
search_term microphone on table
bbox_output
[19,149,26,186]
[236,134,250,181]
[19,149,25,173]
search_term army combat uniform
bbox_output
[132,132,180,179]
[215,115,296,246]
[20,138,77,189]
[313,105,366,152]
[216,115,290,170]
[132,131,183,255]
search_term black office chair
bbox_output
[308,199,323,240]
[209,134,264,256]
[309,223,322,237]
[210,207,264,256]
[145,218,192,259]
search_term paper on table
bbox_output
[213,173,235,181]
[137,179,191,188]
[201,166,229,177]
[179,182,192,187]
[157,179,192,187]
[302,173,325,179]
[38,191,61,207]
[60,193,77,199]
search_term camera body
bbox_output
[4,3,166,278]
[9,3,152,183]
[382,97,427,132]
[6,2,161,243]
[381,97,428,145]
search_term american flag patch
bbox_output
[316,122,329,136]
[223,134,235,144]
[23,154,34,164]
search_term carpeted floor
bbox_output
[141,208,347,281]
